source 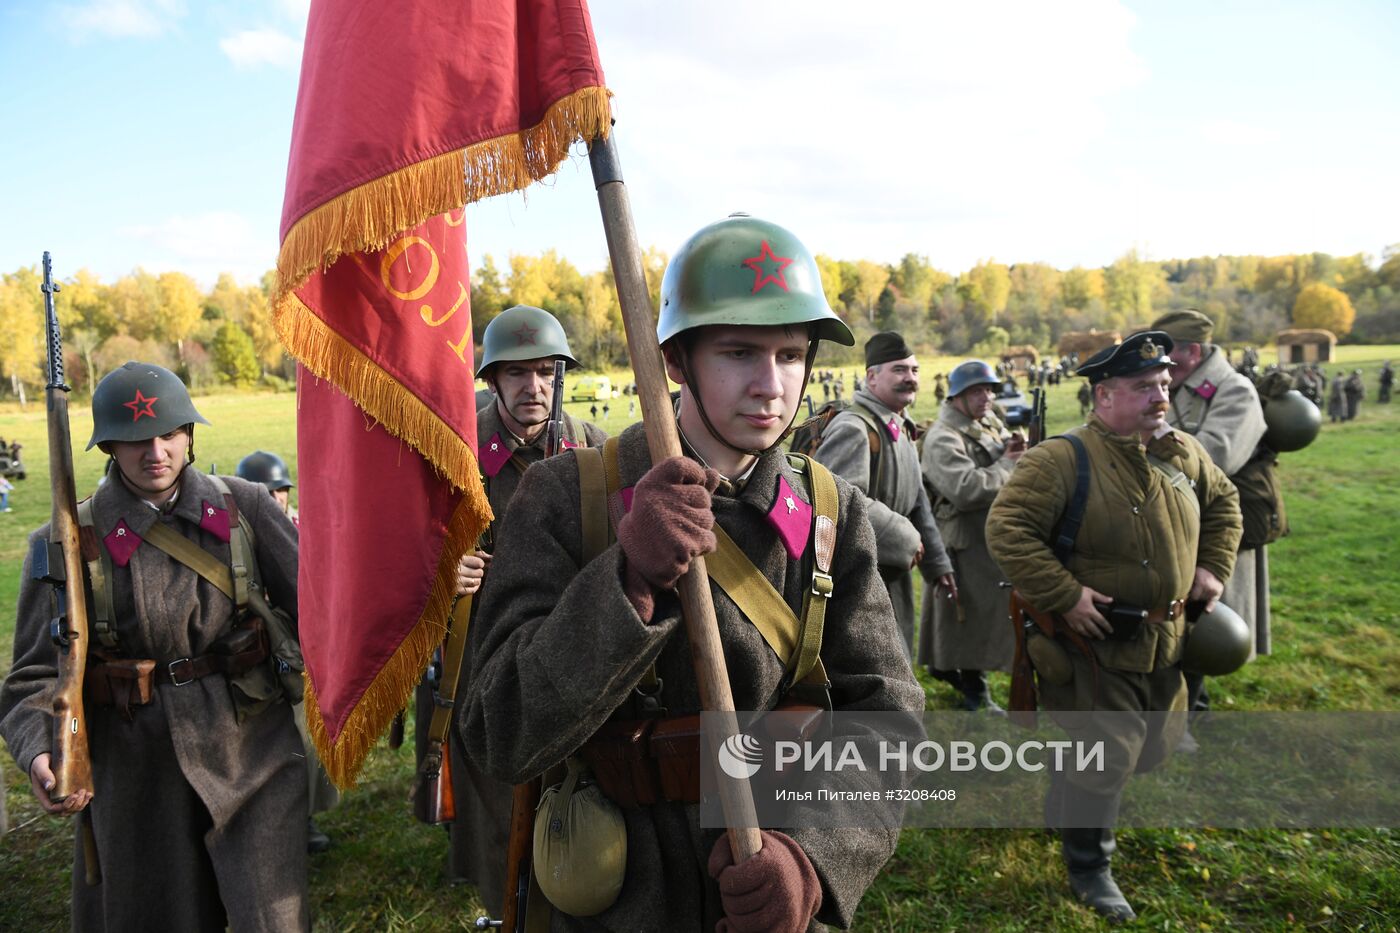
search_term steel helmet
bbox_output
[236,451,294,491]
[1181,601,1252,676]
[478,305,580,377]
[948,360,1001,398]
[87,361,209,450]
[657,214,853,347]
[1262,389,1322,453]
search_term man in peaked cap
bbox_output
[1150,309,1270,721]
[987,333,1242,922]
[461,215,922,932]
[813,330,953,660]
[414,304,606,915]
[1,362,307,930]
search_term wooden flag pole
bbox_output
[589,131,763,863]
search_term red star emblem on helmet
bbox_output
[741,240,794,294]
[513,323,539,346]
[123,389,159,422]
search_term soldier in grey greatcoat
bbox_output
[1152,310,1271,719]
[0,362,307,932]
[414,305,605,914]
[813,331,953,658]
[461,215,922,933]
[919,360,1025,710]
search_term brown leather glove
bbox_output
[616,456,719,620]
[707,830,821,933]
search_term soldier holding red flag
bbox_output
[461,216,922,932]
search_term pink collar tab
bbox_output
[619,486,635,513]
[560,437,579,451]
[766,475,812,561]
[199,500,231,543]
[480,432,514,477]
[1194,380,1217,400]
[885,416,901,442]
[104,518,143,567]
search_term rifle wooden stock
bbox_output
[590,131,762,864]
[417,592,474,824]
[501,777,541,933]
[414,739,456,824]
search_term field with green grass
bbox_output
[3,346,1399,930]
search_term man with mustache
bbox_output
[461,215,922,932]
[987,332,1242,922]
[813,331,953,659]
[415,304,606,915]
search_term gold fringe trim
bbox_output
[305,492,484,789]
[274,84,612,305]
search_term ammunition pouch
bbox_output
[86,658,156,719]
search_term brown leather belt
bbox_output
[1146,599,1186,624]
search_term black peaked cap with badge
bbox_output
[865,331,914,367]
[1076,330,1177,385]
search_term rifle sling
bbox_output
[427,594,473,746]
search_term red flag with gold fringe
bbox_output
[273,0,609,786]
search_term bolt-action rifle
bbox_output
[34,252,100,882]
[1026,386,1048,447]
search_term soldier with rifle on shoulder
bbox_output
[460,215,922,932]
[0,252,308,933]
[412,305,606,916]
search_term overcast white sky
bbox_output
[2,0,1396,287]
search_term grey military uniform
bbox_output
[919,402,1017,672]
[1168,345,1271,656]
[414,402,606,914]
[460,421,922,932]
[0,469,307,932]
[812,388,951,655]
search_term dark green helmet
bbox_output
[236,450,293,491]
[948,360,1000,398]
[657,214,854,347]
[1262,388,1321,453]
[87,361,209,450]
[479,305,579,377]
[1181,601,1251,676]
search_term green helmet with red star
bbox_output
[657,214,854,347]
[87,361,210,450]
[478,305,580,379]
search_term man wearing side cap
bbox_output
[813,331,954,658]
[1149,309,1270,720]
[987,332,1242,922]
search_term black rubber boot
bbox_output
[958,670,1006,714]
[1060,785,1135,923]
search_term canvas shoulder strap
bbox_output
[847,402,887,494]
[1051,434,1091,564]
[77,498,120,650]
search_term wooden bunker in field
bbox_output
[1000,345,1040,372]
[1057,329,1121,361]
[1276,328,1336,364]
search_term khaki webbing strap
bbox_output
[208,476,250,608]
[142,521,235,601]
[427,594,473,745]
[575,446,609,564]
[77,499,120,650]
[707,525,802,667]
[791,454,837,687]
[594,437,657,692]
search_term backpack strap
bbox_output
[788,453,836,689]
[77,498,120,650]
[1052,434,1091,564]
[208,475,256,609]
[142,522,237,600]
[846,402,887,495]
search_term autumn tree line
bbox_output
[2,245,1398,402]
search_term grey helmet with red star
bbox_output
[657,213,853,348]
[478,305,580,379]
[87,361,210,450]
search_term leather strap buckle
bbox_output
[167,658,195,686]
[1167,598,1184,621]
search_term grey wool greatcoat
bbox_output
[812,389,951,657]
[414,401,606,914]
[918,402,1018,673]
[460,421,923,932]
[0,468,307,932]
[1167,345,1271,657]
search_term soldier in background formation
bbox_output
[461,215,922,932]
[1291,363,1326,407]
[1,362,308,931]
[1328,371,1346,422]
[919,359,1024,711]
[417,305,606,914]
[1379,361,1393,403]
[237,450,341,853]
[1344,369,1365,420]
[814,331,954,658]
[988,332,1242,921]
[1151,310,1270,725]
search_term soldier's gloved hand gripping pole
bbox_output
[588,130,764,864]
[37,252,101,883]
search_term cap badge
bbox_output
[741,240,793,294]
[1139,338,1163,361]
[123,389,159,421]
